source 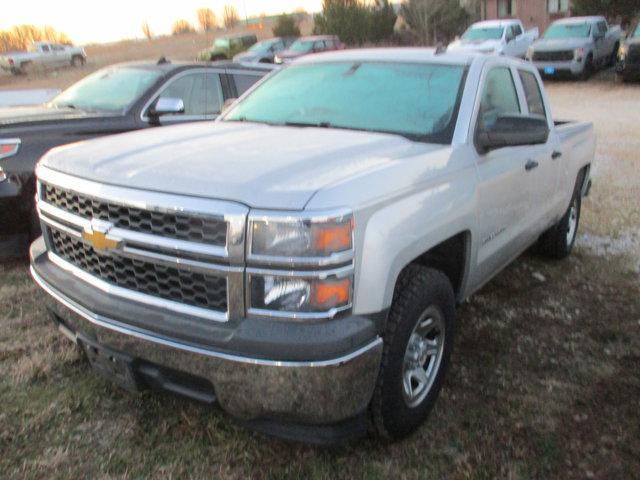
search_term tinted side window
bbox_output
[233,73,261,96]
[597,21,607,34]
[513,24,523,36]
[518,70,546,117]
[159,73,207,116]
[42,44,50,52]
[205,73,224,115]
[479,67,521,129]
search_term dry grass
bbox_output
[0,67,639,478]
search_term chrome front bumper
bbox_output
[31,264,383,426]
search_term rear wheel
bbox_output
[71,55,84,67]
[538,173,584,259]
[370,265,456,440]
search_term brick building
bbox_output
[475,0,573,31]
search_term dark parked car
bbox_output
[616,23,640,81]
[274,35,344,64]
[233,37,297,64]
[0,60,275,258]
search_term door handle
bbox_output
[552,151,562,160]
[525,159,539,171]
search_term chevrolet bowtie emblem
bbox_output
[82,220,121,252]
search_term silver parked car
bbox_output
[526,16,622,79]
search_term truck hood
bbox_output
[532,38,590,51]
[40,121,444,210]
[448,38,502,53]
[0,105,106,126]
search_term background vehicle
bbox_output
[527,16,622,79]
[616,23,640,81]
[196,34,257,61]
[447,20,538,58]
[274,35,343,64]
[0,60,274,258]
[0,42,86,75]
[30,49,594,443]
[233,37,297,63]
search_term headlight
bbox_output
[248,210,353,263]
[0,167,6,183]
[247,209,355,319]
[619,44,628,60]
[574,47,585,61]
[0,138,20,160]
[274,55,283,64]
[248,269,352,318]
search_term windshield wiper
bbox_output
[284,121,332,128]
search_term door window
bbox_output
[41,44,50,52]
[518,70,546,117]
[205,73,224,114]
[478,67,521,130]
[512,24,523,37]
[232,73,261,96]
[158,73,207,116]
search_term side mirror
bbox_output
[222,98,237,112]
[476,114,549,154]
[149,97,185,118]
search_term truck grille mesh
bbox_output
[43,183,227,246]
[533,50,574,62]
[50,228,228,312]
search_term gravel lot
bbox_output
[0,69,638,479]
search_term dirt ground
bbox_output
[0,58,639,478]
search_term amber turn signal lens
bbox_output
[313,221,352,254]
[312,278,351,309]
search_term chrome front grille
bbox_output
[533,50,574,62]
[50,228,228,311]
[35,166,248,322]
[43,183,227,245]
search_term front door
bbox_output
[472,65,533,284]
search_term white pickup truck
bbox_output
[0,41,86,75]
[29,49,594,443]
[447,19,539,58]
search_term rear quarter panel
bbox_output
[556,121,595,206]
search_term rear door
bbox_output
[472,62,533,281]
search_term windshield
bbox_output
[462,27,504,41]
[224,62,466,143]
[544,23,591,39]
[215,38,230,49]
[50,67,161,112]
[249,40,277,52]
[290,40,315,52]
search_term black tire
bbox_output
[19,61,33,75]
[210,54,227,61]
[71,55,84,67]
[580,54,593,81]
[370,265,456,440]
[609,43,619,67]
[538,172,585,259]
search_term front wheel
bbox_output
[579,55,593,81]
[71,55,85,67]
[370,265,456,440]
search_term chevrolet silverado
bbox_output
[30,49,594,443]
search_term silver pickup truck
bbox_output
[0,42,86,75]
[526,16,622,79]
[30,49,594,443]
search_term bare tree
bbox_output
[141,22,153,40]
[172,19,196,36]
[222,5,240,29]
[197,8,217,31]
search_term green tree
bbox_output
[401,0,468,45]
[314,0,397,45]
[571,0,640,24]
[273,14,301,37]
